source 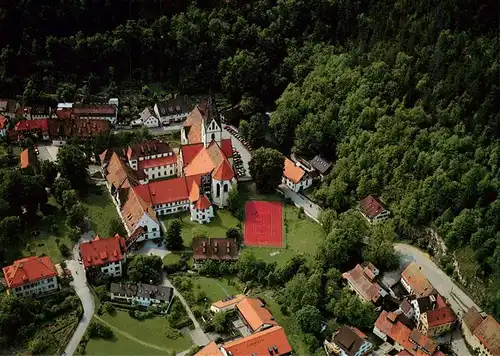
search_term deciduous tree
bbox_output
[248,147,284,193]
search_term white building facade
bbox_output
[11,276,58,298]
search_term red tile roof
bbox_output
[401,262,435,297]
[283,157,305,184]
[463,306,484,331]
[222,325,292,356]
[133,176,202,205]
[194,195,212,210]
[181,143,204,167]
[55,108,73,119]
[120,188,157,233]
[0,116,7,129]
[236,297,277,332]
[183,106,204,143]
[20,148,31,169]
[73,104,116,115]
[15,119,49,132]
[2,256,57,288]
[192,238,238,262]
[342,264,382,303]
[184,140,234,178]
[127,140,173,160]
[79,234,126,269]
[105,152,139,190]
[359,195,386,218]
[374,311,438,356]
[213,159,234,181]
[195,341,223,356]
[472,315,500,356]
[220,138,233,158]
[137,154,177,171]
[426,306,456,327]
[189,181,200,202]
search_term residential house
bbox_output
[359,195,390,223]
[196,326,293,356]
[309,155,332,178]
[154,98,191,125]
[461,306,500,356]
[2,256,58,298]
[210,294,246,313]
[79,234,127,278]
[73,104,117,124]
[342,262,387,304]
[374,311,445,356]
[418,305,457,337]
[17,105,54,120]
[19,148,38,172]
[192,238,239,267]
[0,115,8,136]
[49,118,110,142]
[132,107,160,128]
[400,262,435,297]
[110,282,173,310]
[0,99,18,117]
[236,297,277,333]
[126,140,177,181]
[407,294,437,322]
[282,157,313,192]
[14,119,50,140]
[324,326,373,356]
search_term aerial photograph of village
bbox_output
[0,1,498,356]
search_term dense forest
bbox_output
[1,0,500,315]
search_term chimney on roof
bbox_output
[268,348,274,355]
[430,295,436,308]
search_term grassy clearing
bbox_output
[85,332,166,356]
[259,291,309,356]
[192,276,242,303]
[455,247,487,304]
[23,198,72,263]
[163,253,182,266]
[83,186,123,237]
[93,310,192,353]
[162,210,240,247]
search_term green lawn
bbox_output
[163,253,182,266]
[259,291,310,356]
[162,210,240,247]
[192,276,242,303]
[90,310,192,354]
[83,186,123,237]
[86,332,166,356]
[23,198,73,263]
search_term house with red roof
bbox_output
[73,103,117,124]
[359,195,391,223]
[14,118,50,140]
[236,297,277,333]
[342,262,388,304]
[2,256,58,298]
[462,306,500,356]
[126,140,178,181]
[79,234,127,278]
[324,325,373,356]
[283,157,313,192]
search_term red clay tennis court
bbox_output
[244,201,283,247]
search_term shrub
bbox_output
[104,303,116,315]
[58,242,71,257]
[164,325,182,340]
[88,320,113,339]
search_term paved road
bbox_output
[395,243,476,356]
[37,143,59,162]
[63,231,95,356]
[277,184,322,223]
[161,275,210,346]
[114,124,182,135]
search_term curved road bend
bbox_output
[63,259,95,356]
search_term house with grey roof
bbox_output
[110,282,174,311]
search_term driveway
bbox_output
[134,240,170,259]
[63,231,95,356]
[395,243,476,356]
[161,274,210,346]
[277,184,322,223]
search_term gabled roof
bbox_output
[401,262,435,297]
[121,188,157,233]
[156,98,191,116]
[73,104,116,115]
[183,106,204,144]
[134,176,194,206]
[192,238,238,262]
[211,294,246,310]
[333,326,371,356]
[189,181,200,202]
[194,195,212,210]
[139,107,157,122]
[222,325,292,356]
[309,155,332,174]
[409,329,437,354]
[236,297,276,332]
[213,159,234,181]
[2,256,57,288]
[181,143,205,167]
[342,264,382,303]
[80,234,126,269]
[127,139,173,160]
[283,157,305,184]
[15,119,49,132]
[463,306,484,331]
[195,341,223,356]
[425,306,456,327]
[137,154,177,171]
[472,315,500,356]
[110,282,173,303]
[55,108,73,119]
[359,195,386,218]
[105,152,139,190]
[184,140,234,178]
[220,138,233,158]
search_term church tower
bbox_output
[202,97,223,148]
